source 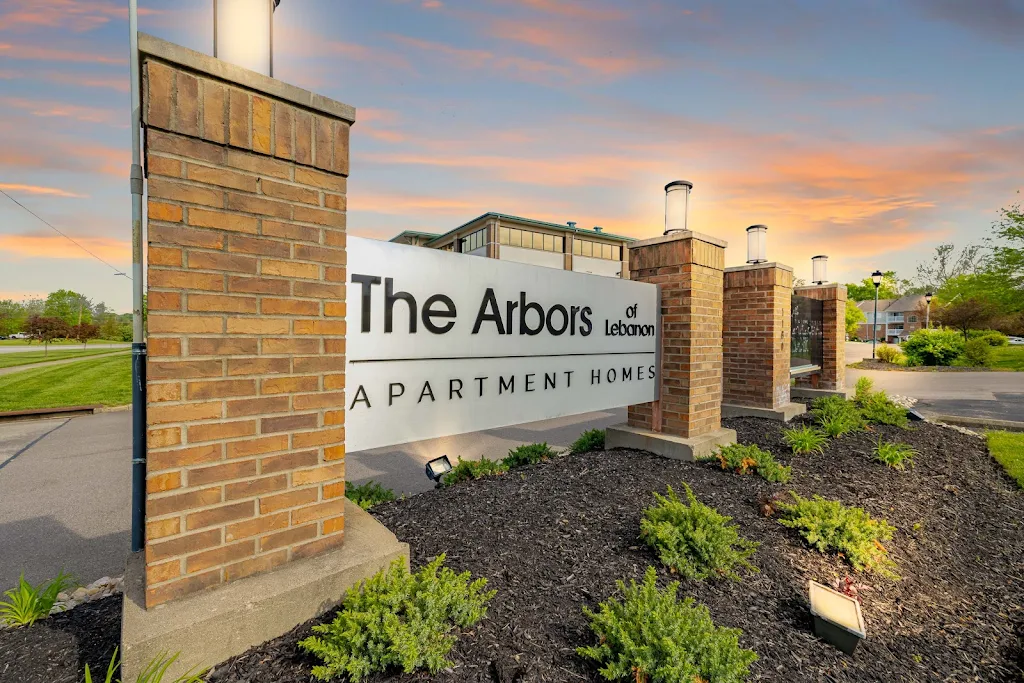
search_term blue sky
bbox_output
[1,0,1021,312]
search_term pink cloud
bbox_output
[0,233,130,263]
[0,42,125,64]
[0,183,87,198]
[0,0,159,33]
[0,97,122,125]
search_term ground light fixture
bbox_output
[746,225,767,264]
[425,455,453,483]
[811,255,828,285]
[214,0,281,77]
[663,180,693,235]
[808,580,866,654]
[871,270,883,359]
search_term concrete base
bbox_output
[791,386,852,401]
[121,500,409,681]
[722,402,807,422]
[605,423,737,461]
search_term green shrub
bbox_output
[777,493,896,575]
[857,391,909,428]
[968,329,1009,346]
[959,338,993,367]
[875,344,905,364]
[569,428,605,454]
[578,567,757,683]
[345,480,396,510]
[84,649,206,683]
[853,376,874,403]
[0,571,74,627]
[640,484,758,581]
[300,556,495,682]
[782,426,828,455]
[873,439,916,470]
[503,442,557,468]
[901,329,964,366]
[701,443,791,483]
[441,456,508,486]
[811,396,865,436]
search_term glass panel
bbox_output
[603,244,612,259]
[510,229,520,247]
[544,234,554,251]
[573,239,581,255]
[555,236,564,252]
[583,241,592,257]
[791,296,824,369]
[500,227,510,245]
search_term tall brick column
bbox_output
[123,34,406,681]
[721,263,805,421]
[793,284,848,396]
[606,232,736,460]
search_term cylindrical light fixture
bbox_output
[664,180,693,235]
[214,0,280,77]
[811,255,828,284]
[746,225,767,264]
[925,291,933,305]
[871,270,883,286]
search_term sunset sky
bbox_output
[1,0,1022,312]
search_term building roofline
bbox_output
[388,230,441,242]
[424,212,637,247]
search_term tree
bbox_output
[25,316,70,356]
[845,301,866,339]
[69,322,100,349]
[987,194,1024,299]
[98,312,121,341]
[43,289,93,326]
[913,243,985,292]
[844,271,909,301]
[934,298,997,342]
[0,300,27,337]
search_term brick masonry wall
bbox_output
[794,284,846,391]
[141,56,350,608]
[723,265,793,409]
[627,235,725,438]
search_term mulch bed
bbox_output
[4,418,1023,682]
[849,359,1006,372]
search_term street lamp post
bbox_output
[925,291,933,330]
[871,270,883,359]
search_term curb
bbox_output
[926,414,1024,433]
[0,405,104,423]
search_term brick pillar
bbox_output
[794,284,847,392]
[609,232,736,460]
[141,41,351,608]
[721,263,805,421]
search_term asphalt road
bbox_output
[0,407,624,588]
[0,343,130,354]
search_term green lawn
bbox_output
[0,348,126,369]
[0,354,132,412]
[988,431,1024,488]
[990,345,1024,371]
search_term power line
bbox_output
[0,188,131,280]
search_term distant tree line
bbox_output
[843,193,1024,337]
[0,289,144,344]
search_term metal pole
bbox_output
[872,286,879,359]
[926,302,930,330]
[129,0,147,554]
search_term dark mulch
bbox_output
[207,418,1024,683]
[848,359,1007,372]
[5,419,1022,683]
[0,595,120,683]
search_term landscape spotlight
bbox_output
[746,225,767,264]
[663,180,693,235]
[811,255,828,285]
[425,455,452,482]
[214,0,281,77]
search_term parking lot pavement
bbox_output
[0,407,625,588]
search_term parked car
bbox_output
[9,332,30,340]
[1008,336,1024,346]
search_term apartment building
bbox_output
[390,212,633,278]
[856,294,927,342]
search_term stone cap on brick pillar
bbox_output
[724,262,793,273]
[724,262,794,289]
[628,230,727,271]
[139,33,355,124]
[794,283,848,302]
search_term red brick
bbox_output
[148,401,222,425]
[148,291,181,312]
[292,463,345,487]
[226,435,289,459]
[187,379,256,400]
[202,80,227,144]
[148,359,222,380]
[185,501,255,531]
[148,443,223,471]
[225,512,289,542]
[228,88,251,149]
[226,318,290,335]
[263,220,318,243]
[273,102,293,160]
[259,487,318,514]
[261,337,319,354]
[226,396,290,417]
[148,199,183,222]
[187,294,258,314]
[295,166,346,193]
[187,207,258,234]
[146,528,221,563]
[187,420,256,443]
[147,517,181,541]
[148,487,222,518]
[261,179,318,205]
[147,471,181,494]
[227,276,290,295]
[227,357,291,376]
[186,540,255,574]
[149,246,183,267]
[294,245,346,265]
[228,234,290,258]
[227,192,292,220]
[148,178,223,208]
[187,251,257,274]
[252,96,272,154]
[225,474,288,501]
[188,459,258,486]
[150,223,225,250]
[188,337,258,356]
[146,570,220,608]
[261,413,318,433]
[149,270,224,292]
[261,375,318,395]
[260,449,318,474]
[260,523,317,552]
[223,549,287,582]
[147,380,182,403]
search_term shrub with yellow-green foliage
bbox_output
[701,443,791,483]
[640,484,758,581]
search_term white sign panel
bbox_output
[345,237,659,452]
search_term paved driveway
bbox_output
[0,407,624,588]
